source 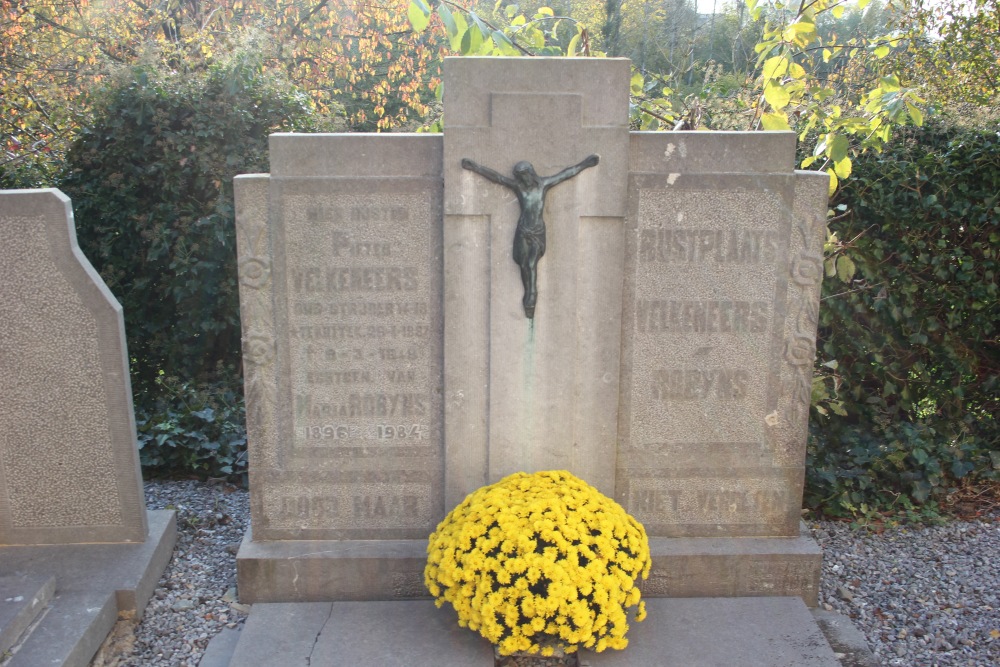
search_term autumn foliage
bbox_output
[1,0,452,183]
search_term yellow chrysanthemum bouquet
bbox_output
[425,470,651,656]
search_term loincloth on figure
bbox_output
[513,225,546,264]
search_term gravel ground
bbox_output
[93,480,1000,667]
[813,517,1000,667]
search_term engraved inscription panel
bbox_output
[263,482,433,531]
[621,177,798,536]
[630,188,788,446]
[628,477,791,527]
[265,185,443,539]
[284,194,438,458]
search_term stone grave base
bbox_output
[645,523,822,607]
[236,524,821,605]
[236,528,428,603]
[0,510,176,667]
[206,597,874,666]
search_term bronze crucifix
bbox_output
[461,154,599,319]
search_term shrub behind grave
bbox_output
[807,120,1000,517]
[59,44,337,477]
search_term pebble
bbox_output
[119,480,1000,666]
[119,480,251,666]
[813,514,1000,667]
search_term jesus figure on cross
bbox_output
[461,154,600,319]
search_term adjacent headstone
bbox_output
[0,189,146,545]
[0,188,176,667]
[236,57,828,606]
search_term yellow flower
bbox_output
[424,470,651,656]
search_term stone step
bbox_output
[0,510,176,667]
[3,591,117,667]
[0,574,56,655]
[199,627,243,667]
[212,597,874,667]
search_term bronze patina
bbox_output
[461,155,599,319]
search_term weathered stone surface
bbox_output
[643,523,822,606]
[229,601,494,667]
[0,574,55,654]
[443,57,630,508]
[617,133,826,538]
[236,527,428,603]
[581,597,840,667]
[217,597,849,667]
[0,189,146,545]
[0,510,176,667]
[236,135,445,545]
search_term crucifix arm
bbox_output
[461,158,516,189]
[544,154,599,189]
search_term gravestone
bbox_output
[0,188,176,667]
[235,136,443,600]
[0,189,146,544]
[236,57,827,606]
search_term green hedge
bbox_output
[58,50,336,478]
[61,53,323,394]
[807,121,1000,517]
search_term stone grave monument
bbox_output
[0,189,175,667]
[235,57,828,608]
